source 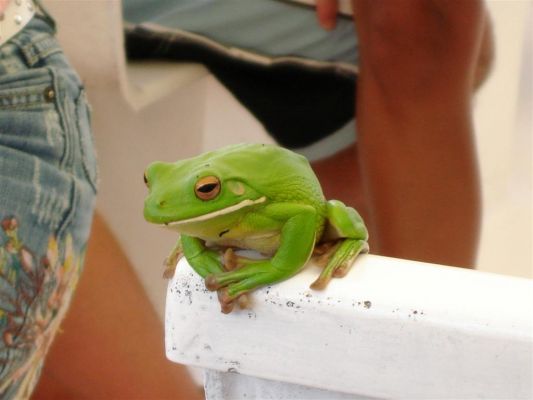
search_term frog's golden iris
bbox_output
[195,176,221,200]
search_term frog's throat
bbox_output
[165,196,267,227]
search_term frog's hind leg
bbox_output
[312,241,340,268]
[310,238,368,290]
[310,200,369,289]
[163,238,183,279]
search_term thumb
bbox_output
[316,0,339,30]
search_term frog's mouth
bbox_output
[164,196,267,227]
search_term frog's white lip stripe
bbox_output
[165,196,267,227]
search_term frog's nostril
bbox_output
[158,200,167,207]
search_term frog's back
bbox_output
[207,143,326,209]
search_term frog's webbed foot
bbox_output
[217,288,252,314]
[206,260,285,313]
[217,288,235,314]
[310,239,369,290]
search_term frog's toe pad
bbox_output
[223,248,239,271]
[205,274,221,291]
[217,288,235,314]
[332,261,351,278]
[236,293,251,309]
[310,276,329,290]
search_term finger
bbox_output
[316,0,339,30]
[0,0,9,13]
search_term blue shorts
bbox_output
[124,0,359,161]
[0,15,97,398]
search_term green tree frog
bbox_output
[144,143,368,313]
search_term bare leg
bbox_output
[314,0,492,268]
[33,213,203,399]
[351,0,491,268]
[311,142,368,219]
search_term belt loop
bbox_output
[33,0,57,33]
[9,28,62,68]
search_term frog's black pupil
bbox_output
[198,183,218,193]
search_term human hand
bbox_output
[316,0,338,30]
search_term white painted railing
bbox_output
[166,255,533,399]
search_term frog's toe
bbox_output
[220,301,235,314]
[163,252,182,269]
[310,275,330,290]
[223,248,239,271]
[333,261,351,278]
[162,265,176,279]
[217,287,251,313]
[205,274,221,291]
[162,252,181,279]
[217,288,236,314]
[310,239,368,290]
[236,293,251,309]
[222,249,263,271]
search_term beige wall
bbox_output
[473,1,531,278]
[47,0,532,321]
[200,1,533,278]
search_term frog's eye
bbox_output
[195,176,221,200]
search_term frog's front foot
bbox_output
[206,274,251,313]
[162,254,180,279]
[217,288,235,313]
[205,261,282,313]
[205,274,222,291]
[216,288,251,314]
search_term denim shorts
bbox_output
[0,15,97,398]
